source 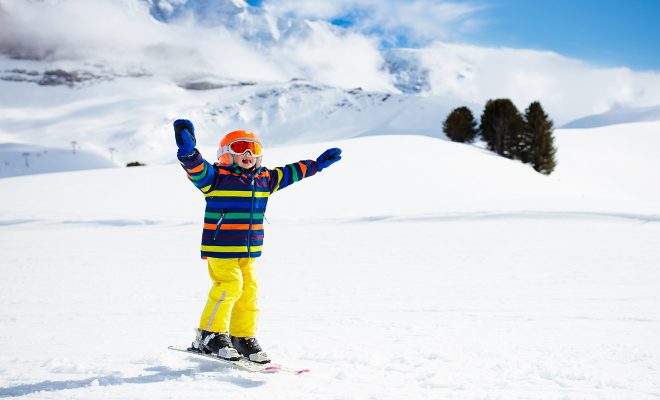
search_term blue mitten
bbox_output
[316,148,342,172]
[174,119,196,157]
[173,119,196,148]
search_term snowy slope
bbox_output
[1,129,659,399]
[2,120,659,225]
[561,104,660,128]
[0,143,116,178]
[552,121,660,209]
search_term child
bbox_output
[174,119,341,363]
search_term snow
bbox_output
[0,70,470,168]
[1,125,659,399]
[0,143,116,178]
[1,2,660,397]
[3,0,660,155]
[561,104,660,128]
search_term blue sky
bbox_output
[464,0,660,71]
[250,0,660,71]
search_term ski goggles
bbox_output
[226,139,263,156]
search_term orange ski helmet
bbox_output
[216,130,263,167]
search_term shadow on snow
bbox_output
[0,361,266,398]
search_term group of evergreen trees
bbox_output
[442,99,557,174]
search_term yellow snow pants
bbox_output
[199,257,259,337]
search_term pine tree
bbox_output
[479,99,525,160]
[523,101,557,174]
[442,106,478,143]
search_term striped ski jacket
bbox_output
[179,149,319,259]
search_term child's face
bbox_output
[232,151,258,169]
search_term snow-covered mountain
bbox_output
[145,0,315,48]
[0,67,479,171]
[143,0,432,94]
[1,0,660,178]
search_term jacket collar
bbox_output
[223,164,265,178]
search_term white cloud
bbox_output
[2,0,659,124]
[262,0,484,45]
[0,0,287,81]
[0,0,393,89]
[416,42,660,124]
[267,20,394,91]
[0,0,157,60]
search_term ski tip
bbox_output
[264,365,310,375]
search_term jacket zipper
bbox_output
[212,210,226,241]
[247,176,256,257]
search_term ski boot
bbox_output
[230,336,271,364]
[192,328,241,361]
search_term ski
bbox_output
[168,346,309,375]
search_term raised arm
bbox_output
[175,119,216,194]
